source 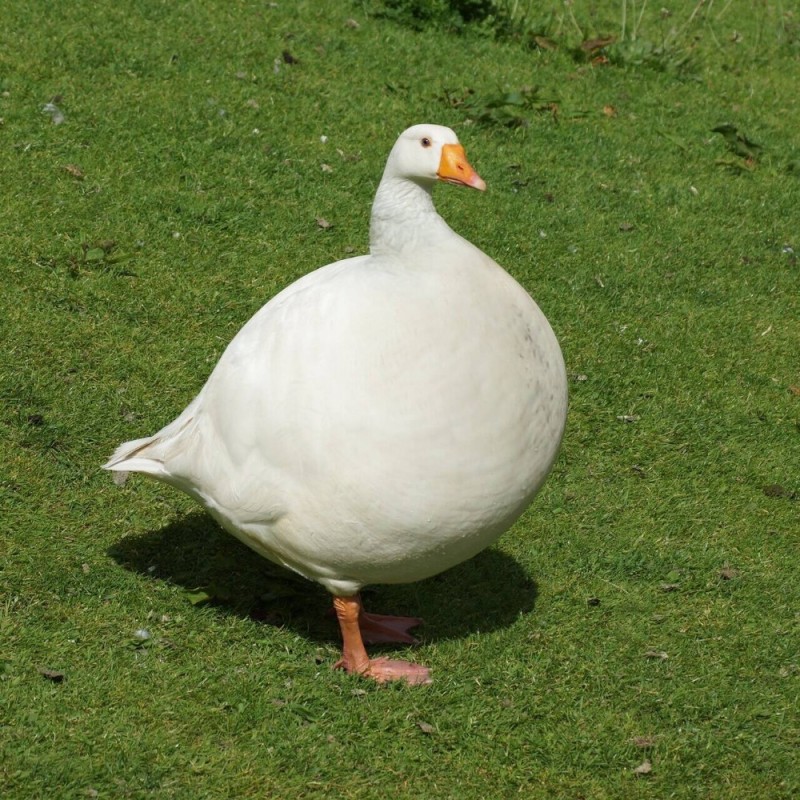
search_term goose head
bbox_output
[383,124,486,192]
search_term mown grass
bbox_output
[1,1,799,798]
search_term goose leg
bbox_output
[332,594,431,685]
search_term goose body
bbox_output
[105,124,568,683]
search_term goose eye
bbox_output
[421,137,431,148]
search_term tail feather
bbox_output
[103,434,170,478]
[103,402,199,479]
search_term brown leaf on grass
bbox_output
[39,667,65,682]
[603,105,617,117]
[719,565,738,580]
[788,385,800,397]
[545,102,560,122]
[316,217,332,230]
[417,721,435,734]
[63,164,84,180]
[644,650,668,660]
[581,36,615,53]
[533,35,557,51]
[631,735,657,748]
[633,759,653,776]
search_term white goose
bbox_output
[105,124,568,684]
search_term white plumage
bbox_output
[105,124,568,683]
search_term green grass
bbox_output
[2,1,799,797]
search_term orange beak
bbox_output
[437,143,487,191]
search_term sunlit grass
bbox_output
[1,1,799,798]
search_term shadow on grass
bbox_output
[108,511,537,645]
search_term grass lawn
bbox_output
[2,1,799,797]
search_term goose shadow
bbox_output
[108,511,538,645]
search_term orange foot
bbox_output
[335,655,432,685]
[359,612,423,644]
[332,594,431,685]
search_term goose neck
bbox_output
[369,177,451,256]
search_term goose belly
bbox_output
[203,260,567,589]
